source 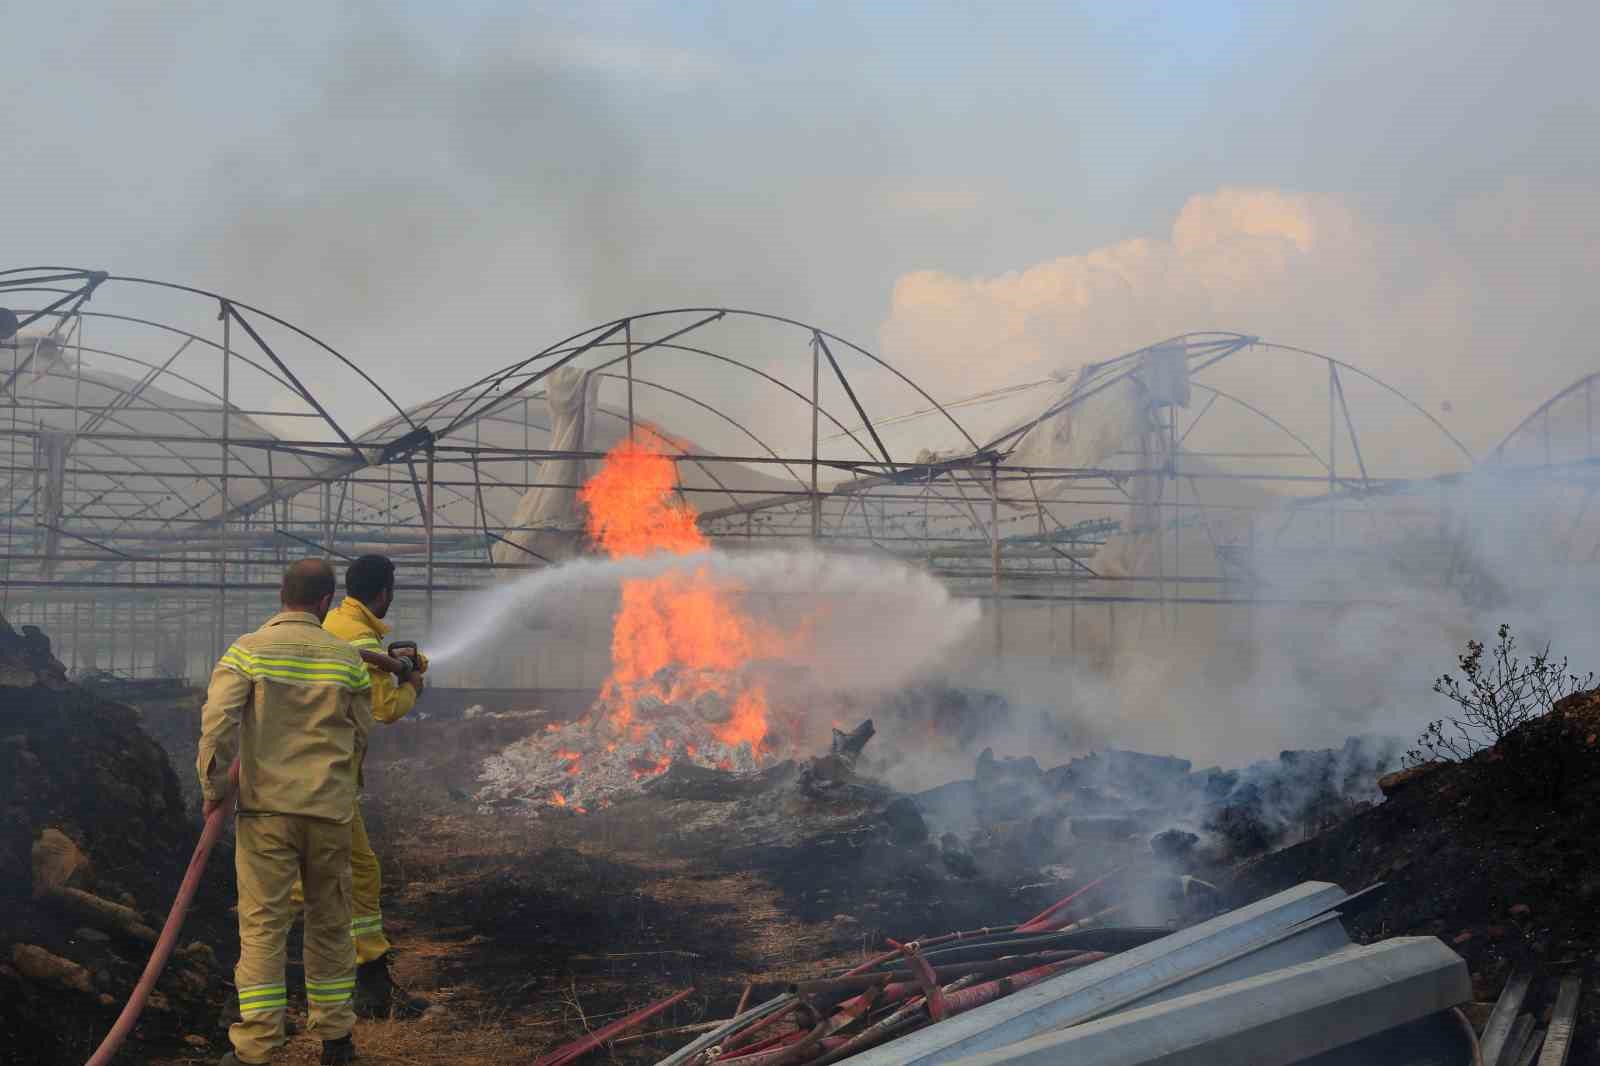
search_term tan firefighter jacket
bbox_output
[197,610,373,823]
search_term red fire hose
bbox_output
[533,987,693,1066]
[1017,865,1126,932]
[85,759,239,1066]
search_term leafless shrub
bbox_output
[1407,624,1594,765]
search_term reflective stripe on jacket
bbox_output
[323,596,418,726]
[197,611,373,822]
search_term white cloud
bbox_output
[878,183,1600,461]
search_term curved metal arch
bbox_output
[20,367,286,534]
[0,267,413,431]
[1184,383,1331,475]
[9,339,298,493]
[1488,371,1600,462]
[103,272,415,430]
[0,311,384,552]
[36,308,313,404]
[983,331,1257,454]
[358,370,814,536]
[977,331,1473,467]
[25,340,304,445]
[3,308,331,527]
[540,339,880,463]
[949,377,1332,479]
[1254,341,1475,464]
[0,271,441,548]
[589,372,809,495]
[420,338,880,468]
[431,308,982,455]
[339,324,924,533]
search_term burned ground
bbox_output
[117,700,1072,1066]
[1231,691,1600,1062]
[11,656,1600,1064]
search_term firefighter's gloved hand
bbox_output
[414,652,428,675]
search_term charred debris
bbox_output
[6,630,1599,1064]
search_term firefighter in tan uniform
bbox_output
[198,559,372,1066]
[320,554,429,1017]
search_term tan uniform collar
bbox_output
[338,596,391,637]
[266,610,323,627]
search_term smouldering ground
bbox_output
[150,721,878,1066]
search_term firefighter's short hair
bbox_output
[346,554,397,604]
[281,558,336,608]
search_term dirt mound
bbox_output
[0,618,228,1064]
[124,689,206,812]
[1230,691,1600,1059]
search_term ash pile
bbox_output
[470,671,1406,948]
[912,734,1404,881]
[476,677,780,814]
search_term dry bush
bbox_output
[1407,624,1593,765]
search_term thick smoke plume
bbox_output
[879,464,1600,801]
[194,8,647,347]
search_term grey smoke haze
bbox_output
[901,464,1600,780]
[9,2,1600,778]
[8,2,1600,444]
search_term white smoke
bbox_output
[426,546,981,703]
[861,182,1600,777]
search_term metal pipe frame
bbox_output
[0,266,1579,677]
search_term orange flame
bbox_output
[579,430,706,557]
[581,430,775,757]
[550,792,568,807]
[715,688,770,753]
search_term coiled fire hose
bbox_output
[85,758,240,1066]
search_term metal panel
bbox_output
[946,938,1470,1066]
[845,881,1348,1066]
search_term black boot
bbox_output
[218,1050,275,1066]
[353,954,430,1020]
[320,1034,358,1064]
[352,957,395,1019]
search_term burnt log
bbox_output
[830,719,876,763]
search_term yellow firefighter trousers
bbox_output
[290,801,390,965]
[233,815,357,1063]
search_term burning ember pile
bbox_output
[479,431,795,814]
